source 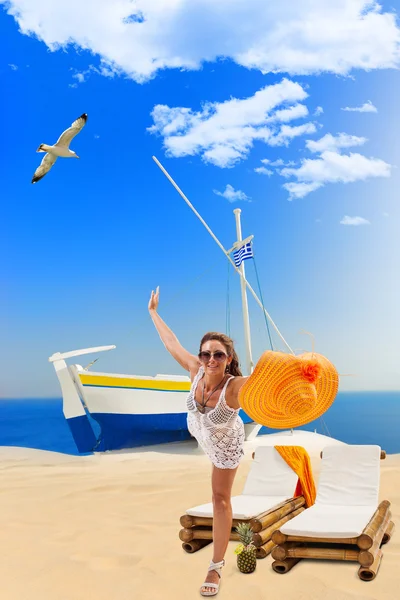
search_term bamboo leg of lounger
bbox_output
[180,497,307,555]
[255,539,275,559]
[250,497,305,532]
[180,514,251,528]
[272,532,359,545]
[358,549,383,581]
[273,512,390,565]
[254,501,306,558]
[182,539,213,553]
[253,507,305,547]
[357,500,391,549]
[272,557,301,573]
[382,520,395,545]
[358,510,391,567]
[179,527,240,542]
[278,545,360,561]
[181,497,303,531]
[271,542,307,561]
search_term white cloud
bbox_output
[8,63,18,70]
[73,72,86,83]
[94,134,100,139]
[314,106,324,116]
[306,133,367,153]
[254,166,273,176]
[255,157,297,175]
[268,123,317,146]
[280,151,391,198]
[68,65,100,86]
[149,79,315,167]
[283,181,324,200]
[340,216,370,225]
[341,100,378,113]
[383,211,389,217]
[266,104,309,123]
[213,184,250,202]
[2,1,400,82]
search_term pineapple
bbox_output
[234,522,257,573]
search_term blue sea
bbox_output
[0,391,399,455]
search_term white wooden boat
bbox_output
[49,157,338,453]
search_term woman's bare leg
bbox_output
[200,465,238,594]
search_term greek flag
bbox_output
[233,242,253,267]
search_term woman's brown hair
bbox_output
[199,332,242,377]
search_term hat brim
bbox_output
[239,351,339,429]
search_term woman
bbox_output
[148,287,248,596]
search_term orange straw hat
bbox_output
[238,351,339,429]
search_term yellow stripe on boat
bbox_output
[79,373,191,392]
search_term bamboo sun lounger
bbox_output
[179,446,307,558]
[271,445,395,581]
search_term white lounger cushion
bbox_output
[316,444,381,506]
[280,444,382,539]
[242,446,298,497]
[187,495,292,520]
[280,504,377,538]
[186,446,299,519]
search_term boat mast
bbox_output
[233,208,253,375]
[152,155,294,354]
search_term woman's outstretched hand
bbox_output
[148,286,160,313]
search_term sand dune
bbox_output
[0,442,398,600]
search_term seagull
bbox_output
[31,113,88,184]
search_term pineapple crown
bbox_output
[235,522,255,549]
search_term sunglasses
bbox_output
[198,351,228,363]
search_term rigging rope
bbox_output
[319,416,332,438]
[226,260,231,337]
[251,251,274,351]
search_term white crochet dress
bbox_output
[186,366,245,469]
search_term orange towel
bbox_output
[274,445,316,507]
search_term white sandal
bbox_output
[200,559,225,597]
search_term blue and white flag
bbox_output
[233,242,253,267]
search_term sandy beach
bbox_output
[0,440,398,600]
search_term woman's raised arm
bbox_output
[148,287,199,374]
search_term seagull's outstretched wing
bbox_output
[31,153,58,184]
[55,113,88,148]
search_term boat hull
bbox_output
[64,365,255,452]
[89,411,192,451]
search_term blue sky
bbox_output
[2,1,400,397]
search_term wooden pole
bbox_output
[358,511,391,566]
[250,497,305,533]
[272,558,301,574]
[358,549,383,581]
[182,539,212,553]
[272,530,287,545]
[382,520,395,545]
[179,527,240,542]
[358,500,391,549]
[255,539,275,560]
[272,531,360,545]
[272,542,305,561]
[180,514,249,528]
[282,545,360,561]
[253,507,305,547]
